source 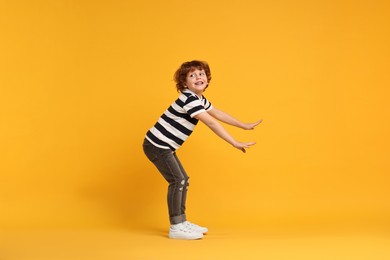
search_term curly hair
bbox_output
[174,60,212,93]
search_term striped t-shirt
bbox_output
[146,89,213,150]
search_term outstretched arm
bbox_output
[195,111,256,153]
[208,107,262,130]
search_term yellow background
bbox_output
[1,0,390,258]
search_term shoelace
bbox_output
[177,224,195,233]
[184,222,202,230]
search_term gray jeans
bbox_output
[143,138,189,225]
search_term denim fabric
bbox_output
[143,138,189,224]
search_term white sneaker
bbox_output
[169,223,203,240]
[184,221,208,234]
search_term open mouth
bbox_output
[195,81,204,86]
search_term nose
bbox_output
[195,73,202,79]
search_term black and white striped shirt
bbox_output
[146,89,213,150]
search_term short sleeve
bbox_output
[203,96,213,111]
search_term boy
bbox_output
[143,60,262,239]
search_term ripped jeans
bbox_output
[143,138,189,225]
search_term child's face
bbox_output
[185,68,208,95]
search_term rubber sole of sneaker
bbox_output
[169,232,203,240]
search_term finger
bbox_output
[249,120,262,129]
[254,119,263,126]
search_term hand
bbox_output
[233,141,256,153]
[242,119,263,130]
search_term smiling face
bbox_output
[185,68,208,96]
[174,60,212,93]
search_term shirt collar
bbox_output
[183,89,203,100]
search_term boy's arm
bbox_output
[207,107,262,130]
[195,111,256,153]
